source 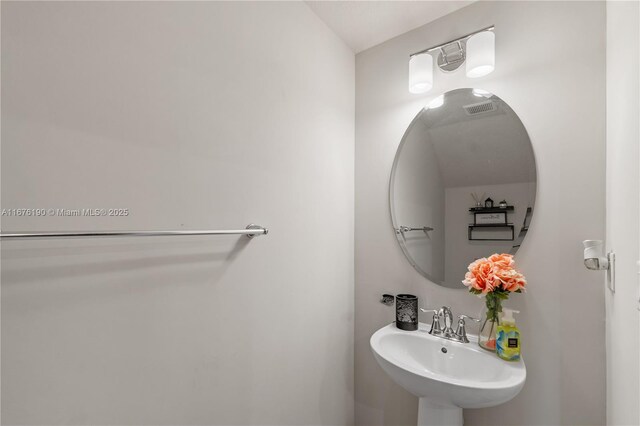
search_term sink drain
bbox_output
[441,347,447,354]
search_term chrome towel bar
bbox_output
[0,224,268,239]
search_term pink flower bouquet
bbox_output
[462,253,526,350]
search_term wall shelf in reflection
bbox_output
[468,224,515,241]
[468,206,514,213]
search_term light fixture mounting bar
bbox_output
[409,25,495,58]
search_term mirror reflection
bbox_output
[390,88,536,289]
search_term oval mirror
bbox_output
[390,88,536,289]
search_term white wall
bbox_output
[1,2,355,425]
[605,1,640,424]
[355,2,606,425]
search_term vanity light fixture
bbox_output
[409,53,433,94]
[408,26,495,94]
[466,30,495,78]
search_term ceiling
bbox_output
[416,90,536,188]
[306,1,474,53]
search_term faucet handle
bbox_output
[455,315,480,343]
[420,308,442,335]
[458,314,480,322]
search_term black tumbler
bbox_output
[395,294,418,331]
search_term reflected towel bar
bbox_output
[0,224,268,239]
[396,226,434,234]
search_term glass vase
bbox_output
[478,292,503,351]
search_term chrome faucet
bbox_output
[420,306,479,343]
[440,306,455,337]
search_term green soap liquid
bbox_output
[496,324,520,361]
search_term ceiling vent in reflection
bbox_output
[463,100,497,116]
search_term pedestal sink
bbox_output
[370,323,526,426]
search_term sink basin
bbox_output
[370,323,526,426]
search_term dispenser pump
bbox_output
[501,309,519,325]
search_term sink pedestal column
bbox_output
[417,398,463,426]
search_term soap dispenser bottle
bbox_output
[496,309,521,361]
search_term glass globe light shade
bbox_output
[466,31,495,78]
[409,53,433,94]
